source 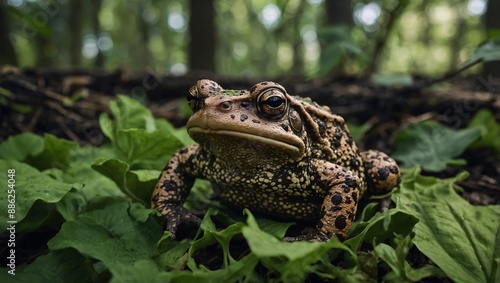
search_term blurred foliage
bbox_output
[3,0,489,78]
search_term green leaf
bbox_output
[0,132,44,161]
[318,44,345,76]
[115,128,183,165]
[92,158,158,204]
[345,208,418,253]
[371,73,414,86]
[187,209,247,269]
[127,169,161,203]
[98,95,184,168]
[467,109,500,153]
[0,249,94,283]
[154,234,192,270]
[346,120,371,143]
[109,260,174,283]
[92,158,129,191]
[467,37,500,64]
[26,134,77,171]
[317,25,362,76]
[101,95,157,140]
[111,255,260,283]
[392,121,481,171]
[393,167,500,283]
[242,210,355,282]
[0,160,79,231]
[48,199,163,271]
[374,236,444,282]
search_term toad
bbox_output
[152,80,400,241]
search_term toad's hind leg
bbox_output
[314,160,361,240]
[360,150,401,194]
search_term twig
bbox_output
[55,117,81,142]
[45,101,85,122]
[27,107,43,131]
[456,181,500,194]
[7,74,69,103]
[396,58,482,95]
[415,58,482,90]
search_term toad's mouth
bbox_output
[187,126,304,157]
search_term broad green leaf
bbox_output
[242,210,355,282]
[92,158,129,191]
[392,121,481,171]
[15,200,59,233]
[317,25,362,76]
[0,132,44,161]
[115,128,183,165]
[345,208,418,252]
[48,199,163,270]
[466,37,500,64]
[64,145,124,200]
[92,158,158,204]
[468,109,500,153]
[127,169,161,204]
[0,133,76,171]
[0,160,80,231]
[155,233,192,270]
[26,134,77,171]
[318,44,345,76]
[101,95,156,140]
[254,217,294,239]
[109,260,174,283]
[110,254,260,283]
[0,250,94,283]
[393,167,500,283]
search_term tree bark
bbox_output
[35,34,53,67]
[0,1,18,65]
[325,0,352,26]
[138,2,151,67]
[91,0,104,68]
[69,0,83,66]
[188,0,216,72]
[483,0,500,77]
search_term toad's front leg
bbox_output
[152,145,203,239]
[315,160,360,240]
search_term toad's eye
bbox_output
[257,88,288,118]
[187,86,199,110]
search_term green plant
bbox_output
[0,96,498,282]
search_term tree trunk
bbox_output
[291,0,307,77]
[69,0,83,66]
[0,1,18,65]
[449,16,466,69]
[35,34,53,67]
[325,0,352,26]
[188,0,216,72]
[483,0,500,78]
[138,2,151,67]
[322,0,353,75]
[91,0,104,68]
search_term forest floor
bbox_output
[1,67,498,205]
[1,67,499,279]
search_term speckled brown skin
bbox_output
[152,79,400,241]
